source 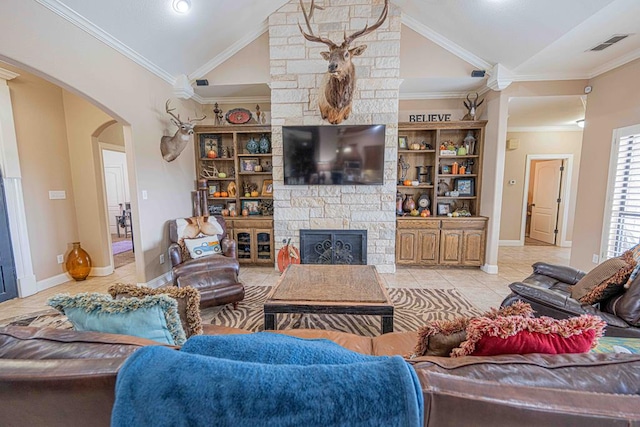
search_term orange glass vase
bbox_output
[65,242,92,281]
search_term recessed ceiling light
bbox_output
[173,0,191,14]
[576,119,585,128]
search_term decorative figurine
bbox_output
[398,155,410,183]
[213,103,224,126]
[256,104,261,124]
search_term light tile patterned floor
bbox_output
[0,246,570,321]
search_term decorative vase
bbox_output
[402,194,416,213]
[258,134,271,154]
[396,192,404,215]
[246,137,259,154]
[65,242,92,281]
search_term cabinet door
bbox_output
[462,230,486,266]
[440,230,463,265]
[418,229,439,265]
[254,228,274,265]
[396,230,419,265]
[234,228,253,263]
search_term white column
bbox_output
[0,68,37,296]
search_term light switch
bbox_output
[142,190,148,200]
[49,190,66,200]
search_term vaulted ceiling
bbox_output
[31,0,640,127]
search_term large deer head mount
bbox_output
[160,100,205,162]
[298,0,389,124]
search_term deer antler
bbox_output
[165,99,182,123]
[188,114,206,123]
[344,0,389,45]
[298,0,336,48]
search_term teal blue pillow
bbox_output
[47,293,186,345]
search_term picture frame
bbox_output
[455,178,474,196]
[437,202,451,216]
[227,201,237,213]
[398,136,408,149]
[261,179,273,196]
[241,199,261,215]
[240,158,260,172]
[208,204,224,215]
[199,134,222,158]
[441,164,452,174]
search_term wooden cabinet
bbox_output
[226,217,274,265]
[395,121,487,267]
[194,125,274,265]
[396,217,487,267]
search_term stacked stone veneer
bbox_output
[269,0,401,273]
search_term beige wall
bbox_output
[99,123,125,146]
[8,67,78,281]
[499,131,582,242]
[571,58,640,271]
[0,0,202,285]
[202,32,270,85]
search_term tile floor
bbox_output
[0,245,570,322]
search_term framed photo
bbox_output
[199,134,222,158]
[455,178,474,196]
[398,136,408,149]
[437,202,451,216]
[208,204,224,215]
[208,184,218,195]
[227,201,237,213]
[261,179,273,196]
[241,200,261,215]
[441,164,452,174]
[240,158,259,172]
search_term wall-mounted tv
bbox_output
[282,125,386,185]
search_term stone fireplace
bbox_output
[300,229,367,264]
[269,0,401,273]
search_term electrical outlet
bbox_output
[57,254,64,264]
[159,254,165,264]
[592,254,599,264]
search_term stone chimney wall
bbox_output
[269,0,400,272]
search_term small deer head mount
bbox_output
[298,0,389,124]
[160,100,205,162]
[462,93,484,121]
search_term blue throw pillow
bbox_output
[47,293,186,345]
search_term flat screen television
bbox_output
[282,125,386,185]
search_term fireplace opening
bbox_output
[299,230,367,265]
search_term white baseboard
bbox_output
[499,240,523,247]
[91,265,113,276]
[143,271,172,289]
[36,272,72,292]
[481,264,499,274]
[17,274,37,297]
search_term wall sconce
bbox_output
[576,119,585,128]
[172,0,191,14]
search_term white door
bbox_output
[530,159,563,244]
[103,151,128,235]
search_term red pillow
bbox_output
[451,315,606,357]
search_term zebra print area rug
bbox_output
[200,286,483,337]
[1,286,483,337]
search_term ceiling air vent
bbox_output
[588,34,630,52]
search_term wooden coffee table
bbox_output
[264,264,394,334]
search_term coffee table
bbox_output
[263,264,394,334]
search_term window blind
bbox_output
[606,131,640,258]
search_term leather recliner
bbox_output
[168,216,244,309]
[501,262,640,338]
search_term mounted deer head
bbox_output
[462,93,484,121]
[160,100,205,162]
[298,0,389,124]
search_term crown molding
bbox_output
[401,14,492,71]
[508,126,583,133]
[188,21,269,81]
[0,68,19,81]
[589,47,640,79]
[34,0,175,85]
[399,91,470,100]
[510,72,591,82]
[193,94,271,104]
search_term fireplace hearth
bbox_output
[299,230,367,265]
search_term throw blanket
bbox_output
[112,334,423,427]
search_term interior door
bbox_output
[103,150,128,235]
[0,174,18,302]
[530,159,563,244]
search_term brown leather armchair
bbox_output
[168,216,244,309]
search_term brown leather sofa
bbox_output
[168,216,244,308]
[2,324,640,426]
[501,262,640,338]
